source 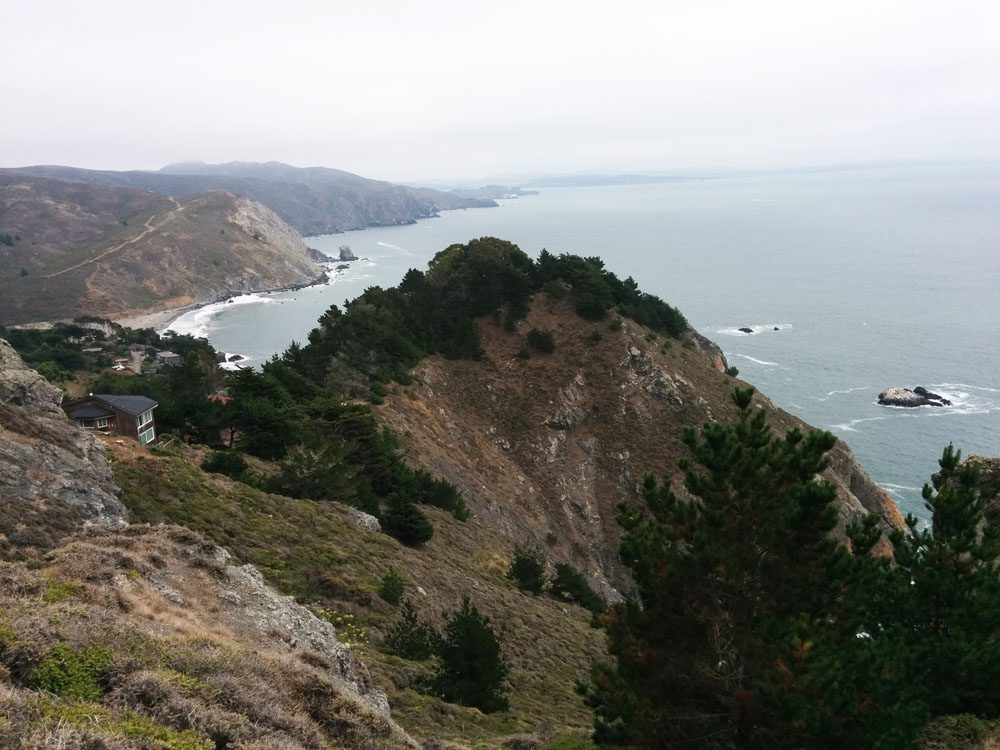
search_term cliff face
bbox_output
[0,339,416,749]
[0,337,125,557]
[376,296,904,598]
[0,172,322,323]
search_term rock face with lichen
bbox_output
[0,337,126,554]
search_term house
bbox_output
[155,350,181,366]
[63,394,158,444]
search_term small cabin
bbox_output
[63,394,158,444]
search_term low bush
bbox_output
[379,567,406,605]
[200,450,250,480]
[527,328,556,354]
[551,563,604,613]
[26,642,113,700]
[509,544,547,593]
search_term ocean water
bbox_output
[167,163,1000,521]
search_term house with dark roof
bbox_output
[63,394,158,444]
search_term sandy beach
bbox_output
[114,305,197,332]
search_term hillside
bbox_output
[15,162,497,236]
[0,338,417,749]
[0,171,322,324]
[373,294,904,598]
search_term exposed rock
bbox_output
[227,353,245,362]
[339,245,359,261]
[739,327,754,334]
[344,506,381,533]
[682,329,729,372]
[878,386,952,407]
[307,246,334,262]
[0,338,127,549]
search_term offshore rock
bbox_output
[878,386,952,407]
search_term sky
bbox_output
[3,0,1000,183]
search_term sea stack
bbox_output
[878,386,952,407]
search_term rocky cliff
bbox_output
[376,296,905,598]
[0,337,125,557]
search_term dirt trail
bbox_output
[42,197,183,278]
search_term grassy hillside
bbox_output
[0,173,321,324]
[111,441,603,748]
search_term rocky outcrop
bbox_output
[878,386,952,407]
[0,338,126,554]
[339,245,359,261]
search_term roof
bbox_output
[93,394,158,416]
[69,403,114,420]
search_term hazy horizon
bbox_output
[3,0,999,183]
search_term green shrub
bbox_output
[587,330,603,344]
[609,318,623,332]
[509,544,547,593]
[27,643,112,700]
[725,366,740,377]
[551,563,604,613]
[527,328,556,354]
[385,600,440,660]
[546,734,595,750]
[382,495,434,546]
[200,449,249,480]
[379,567,406,605]
[516,346,531,360]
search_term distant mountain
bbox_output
[0,171,322,324]
[18,161,497,236]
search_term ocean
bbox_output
[167,163,1000,521]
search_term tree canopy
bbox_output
[585,388,1000,749]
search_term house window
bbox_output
[139,426,156,444]
[95,417,109,429]
[137,409,153,429]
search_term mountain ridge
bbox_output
[14,161,497,236]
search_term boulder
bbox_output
[739,327,753,334]
[878,386,952,407]
[338,245,359,262]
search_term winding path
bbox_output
[42,197,183,278]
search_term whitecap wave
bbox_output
[830,416,887,433]
[731,353,781,367]
[712,323,793,336]
[161,294,275,337]
[881,483,922,493]
[376,241,411,255]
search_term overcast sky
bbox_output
[3,0,999,182]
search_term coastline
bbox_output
[113,269,331,333]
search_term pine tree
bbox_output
[585,388,859,748]
[385,599,439,660]
[890,446,1000,720]
[434,596,510,713]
